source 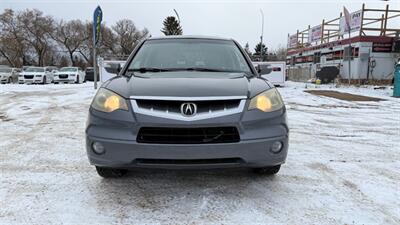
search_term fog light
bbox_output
[270,141,283,153]
[92,142,105,154]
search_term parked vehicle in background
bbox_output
[0,67,21,84]
[54,67,86,84]
[85,67,98,81]
[19,67,54,84]
[253,61,286,86]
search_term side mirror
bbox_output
[258,64,272,75]
[108,63,122,74]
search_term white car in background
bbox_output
[19,67,54,84]
[0,67,21,84]
[54,67,86,84]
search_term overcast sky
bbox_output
[1,0,398,50]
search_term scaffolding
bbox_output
[287,4,400,50]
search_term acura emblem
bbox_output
[181,102,197,116]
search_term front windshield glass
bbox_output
[127,39,252,74]
[0,68,12,73]
[26,67,45,72]
[60,67,78,72]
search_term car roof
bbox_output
[147,35,232,41]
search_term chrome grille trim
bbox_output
[130,96,247,121]
[131,96,247,101]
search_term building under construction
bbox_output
[286,4,400,83]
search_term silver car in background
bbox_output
[86,36,289,178]
[0,67,21,84]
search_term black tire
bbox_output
[42,76,47,85]
[95,166,127,178]
[75,75,79,84]
[54,82,58,84]
[8,77,12,84]
[253,165,281,175]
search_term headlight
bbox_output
[248,88,284,112]
[91,88,128,113]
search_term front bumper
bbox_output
[54,77,75,83]
[87,135,288,169]
[22,78,43,84]
[86,104,289,169]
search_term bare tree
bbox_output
[0,9,31,67]
[0,8,150,68]
[78,23,118,64]
[17,9,55,66]
[272,46,287,61]
[51,19,89,66]
[100,24,118,55]
[76,22,93,64]
[112,19,149,55]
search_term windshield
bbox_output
[0,68,12,73]
[127,39,252,74]
[60,67,78,72]
[26,67,45,72]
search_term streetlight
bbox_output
[260,9,264,62]
[173,9,181,23]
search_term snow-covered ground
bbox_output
[0,81,399,225]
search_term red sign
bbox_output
[373,42,393,52]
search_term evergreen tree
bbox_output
[160,16,182,36]
[254,42,267,55]
[254,42,268,61]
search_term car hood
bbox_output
[105,72,271,99]
[56,72,76,74]
[22,72,45,75]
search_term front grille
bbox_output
[137,127,240,144]
[59,74,68,79]
[24,75,34,79]
[136,99,241,114]
[135,158,243,165]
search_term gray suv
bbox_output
[86,36,289,178]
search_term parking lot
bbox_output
[0,82,399,225]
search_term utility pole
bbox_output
[260,9,264,62]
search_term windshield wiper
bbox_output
[126,67,248,76]
[128,67,170,73]
[167,67,235,72]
